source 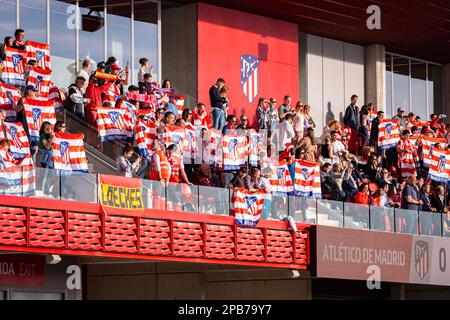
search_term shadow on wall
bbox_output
[325,102,335,125]
[339,112,344,124]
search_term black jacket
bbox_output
[209,85,226,110]
[343,104,359,130]
[370,117,381,144]
[0,44,6,61]
[431,195,445,213]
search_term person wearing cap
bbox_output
[392,107,406,128]
[103,63,123,107]
[15,85,38,123]
[85,74,113,127]
[68,76,90,119]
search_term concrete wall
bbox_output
[301,34,365,131]
[162,3,198,107]
[85,261,311,300]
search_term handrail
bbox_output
[19,167,449,238]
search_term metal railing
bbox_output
[1,167,447,238]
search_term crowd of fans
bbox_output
[1,28,450,231]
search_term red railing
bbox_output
[0,195,310,270]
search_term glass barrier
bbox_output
[166,182,199,213]
[266,194,289,221]
[198,185,230,216]
[60,173,98,203]
[395,208,418,235]
[142,179,167,210]
[316,199,343,227]
[419,211,442,237]
[442,214,450,237]
[344,202,370,230]
[33,167,60,200]
[370,206,395,232]
[289,196,317,224]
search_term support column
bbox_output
[162,2,198,107]
[444,64,450,117]
[365,44,386,112]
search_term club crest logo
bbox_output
[385,122,392,140]
[244,195,258,215]
[12,54,24,74]
[36,50,45,63]
[32,108,42,130]
[302,167,310,181]
[228,138,239,160]
[240,55,260,104]
[108,111,125,130]
[60,141,70,164]
[414,240,430,280]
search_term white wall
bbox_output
[302,34,365,131]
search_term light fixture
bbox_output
[46,254,62,265]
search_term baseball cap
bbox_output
[397,107,405,113]
[25,85,37,92]
[97,61,106,69]
[111,64,121,71]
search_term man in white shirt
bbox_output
[330,130,346,159]
[272,113,295,154]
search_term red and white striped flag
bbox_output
[0,146,35,197]
[233,188,265,227]
[378,120,400,150]
[294,160,322,199]
[203,129,222,166]
[248,130,263,167]
[52,133,88,176]
[96,107,132,142]
[428,146,450,183]
[183,123,200,160]
[0,82,21,121]
[162,125,186,149]
[222,134,247,170]
[421,135,446,167]
[23,98,56,142]
[1,47,27,86]
[174,95,185,114]
[3,122,30,159]
[27,66,52,100]
[25,40,51,69]
[48,85,64,112]
[135,120,156,160]
[269,162,294,195]
[397,139,417,178]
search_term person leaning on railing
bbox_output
[116,146,142,178]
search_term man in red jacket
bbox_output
[85,75,113,127]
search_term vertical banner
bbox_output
[98,174,144,216]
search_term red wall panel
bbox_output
[198,3,299,127]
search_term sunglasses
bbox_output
[242,118,248,121]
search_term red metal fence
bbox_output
[0,195,310,270]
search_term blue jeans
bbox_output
[212,108,226,131]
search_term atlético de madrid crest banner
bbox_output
[98,174,144,216]
[240,54,260,104]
